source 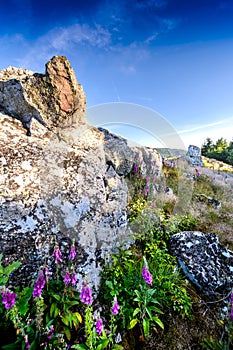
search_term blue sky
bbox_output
[1,0,233,148]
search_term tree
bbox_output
[201,138,214,156]
[215,138,228,153]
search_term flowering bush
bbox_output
[0,242,124,350]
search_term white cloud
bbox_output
[49,24,111,51]
[15,23,112,70]
[178,116,233,148]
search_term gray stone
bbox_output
[98,127,135,176]
[169,231,233,298]
[186,145,204,166]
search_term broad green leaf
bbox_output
[143,318,150,338]
[96,339,109,350]
[128,318,138,329]
[132,307,140,317]
[52,294,61,301]
[61,315,70,326]
[50,303,60,318]
[73,311,82,323]
[112,345,124,350]
[67,300,80,308]
[0,276,8,286]
[17,287,33,316]
[4,261,21,275]
[145,307,152,319]
[64,327,71,341]
[150,306,163,314]
[152,316,164,330]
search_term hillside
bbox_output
[155,147,186,158]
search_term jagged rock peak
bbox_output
[0,56,86,136]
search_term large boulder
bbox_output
[0,57,128,291]
[186,145,203,166]
[169,231,233,298]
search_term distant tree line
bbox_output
[201,137,233,165]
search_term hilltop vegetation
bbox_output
[201,137,233,165]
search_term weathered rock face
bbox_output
[0,57,163,291]
[98,127,135,176]
[0,56,86,136]
[169,231,233,298]
[0,116,130,290]
[186,145,203,166]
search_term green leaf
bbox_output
[0,276,8,285]
[145,307,152,319]
[66,300,80,308]
[128,318,138,329]
[96,339,109,350]
[64,327,71,341]
[143,318,150,338]
[151,298,160,305]
[134,290,141,299]
[17,287,33,316]
[152,316,164,330]
[52,294,61,301]
[71,345,88,350]
[111,345,124,350]
[132,307,140,317]
[105,280,113,289]
[4,261,21,276]
[150,306,163,314]
[61,315,70,326]
[73,311,82,323]
[50,303,59,318]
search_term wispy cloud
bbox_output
[49,24,111,51]
[178,116,233,135]
[15,23,112,70]
[178,116,233,148]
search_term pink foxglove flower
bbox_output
[33,272,45,298]
[69,245,76,260]
[2,290,17,309]
[111,296,120,315]
[80,282,93,305]
[96,317,103,335]
[53,246,62,264]
[64,272,71,286]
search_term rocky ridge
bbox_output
[0,56,162,291]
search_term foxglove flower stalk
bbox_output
[111,296,120,315]
[45,267,52,283]
[80,282,93,305]
[142,257,153,286]
[53,246,62,264]
[64,272,71,286]
[71,273,77,287]
[142,266,153,286]
[2,290,17,309]
[33,272,45,298]
[69,245,76,260]
[95,317,103,335]
[230,292,233,320]
[133,164,139,174]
